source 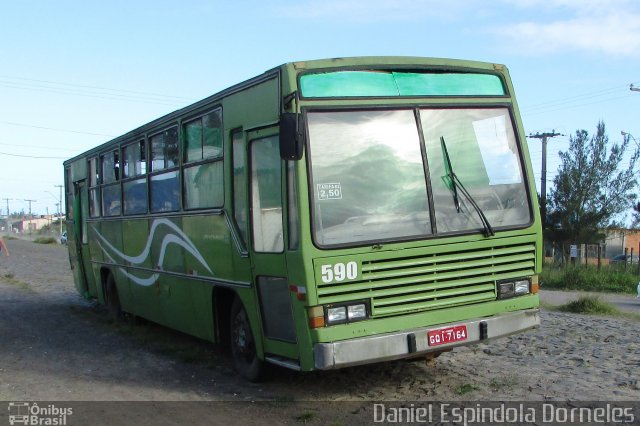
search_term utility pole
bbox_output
[24,199,36,235]
[54,184,64,235]
[2,198,11,234]
[528,131,562,224]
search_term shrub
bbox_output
[33,237,57,245]
[558,296,619,315]
[541,264,637,294]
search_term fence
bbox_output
[545,241,640,273]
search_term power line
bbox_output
[0,142,77,152]
[0,151,66,159]
[0,82,185,107]
[0,75,195,101]
[0,120,114,137]
[522,81,639,112]
[523,93,636,117]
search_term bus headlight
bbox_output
[498,278,531,299]
[514,279,531,296]
[347,304,367,321]
[326,306,347,324]
[323,301,369,326]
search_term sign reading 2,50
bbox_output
[320,261,358,284]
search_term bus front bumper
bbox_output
[313,309,540,370]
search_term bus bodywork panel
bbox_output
[314,308,538,369]
[63,57,542,375]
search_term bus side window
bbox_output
[150,128,180,213]
[150,171,179,213]
[287,161,299,250]
[183,110,224,210]
[232,131,248,245]
[251,136,283,253]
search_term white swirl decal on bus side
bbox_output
[92,218,213,287]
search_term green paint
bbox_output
[64,57,541,374]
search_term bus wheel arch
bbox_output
[101,268,122,321]
[229,296,264,382]
[212,287,235,350]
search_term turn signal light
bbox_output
[307,306,325,329]
[531,275,540,294]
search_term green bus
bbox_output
[64,57,541,381]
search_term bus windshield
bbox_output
[307,108,531,246]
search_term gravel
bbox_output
[0,237,638,411]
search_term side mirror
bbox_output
[279,113,304,160]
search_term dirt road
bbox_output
[0,238,638,424]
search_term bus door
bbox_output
[247,131,298,359]
[74,180,98,298]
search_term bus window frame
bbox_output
[121,138,149,216]
[296,67,512,100]
[182,108,225,211]
[87,156,101,218]
[302,104,535,250]
[148,125,181,214]
[249,134,285,254]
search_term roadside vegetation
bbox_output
[33,236,58,245]
[0,272,31,291]
[557,296,619,315]
[541,263,638,294]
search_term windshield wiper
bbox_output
[440,136,460,213]
[440,136,495,237]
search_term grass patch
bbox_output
[546,297,640,321]
[0,272,31,291]
[558,296,619,315]
[541,264,637,294]
[295,412,316,423]
[489,375,518,391]
[455,383,478,395]
[33,237,58,245]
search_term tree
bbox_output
[546,121,639,245]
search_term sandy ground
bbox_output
[0,238,638,425]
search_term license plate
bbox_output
[427,325,468,346]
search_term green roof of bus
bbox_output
[64,56,508,165]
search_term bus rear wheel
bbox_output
[105,273,122,321]
[230,297,263,382]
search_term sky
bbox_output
[1,0,640,219]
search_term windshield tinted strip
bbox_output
[300,71,506,98]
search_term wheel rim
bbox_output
[232,308,255,363]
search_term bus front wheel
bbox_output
[230,297,263,382]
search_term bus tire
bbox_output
[105,273,122,321]
[230,297,263,382]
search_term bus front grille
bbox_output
[316,242,536,317]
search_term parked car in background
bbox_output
[611,253,638,264]
[60,232,67,245]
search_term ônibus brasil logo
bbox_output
[7,402,72,425]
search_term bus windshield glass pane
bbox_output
[307,110,432,246]
[300,71,505,97]
[420,108,531,233]
[307,108,531,247]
